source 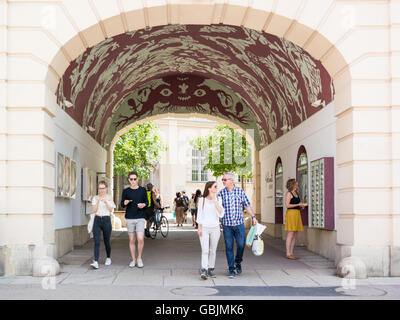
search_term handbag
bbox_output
[87,213,95,233]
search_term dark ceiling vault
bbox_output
[56,24,334,150]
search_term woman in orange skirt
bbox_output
[285,179,305,260]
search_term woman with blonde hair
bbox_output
[285,178,305,260]
[90,180,116,269]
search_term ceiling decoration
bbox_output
[105,74,258,147]
[56,24,334,149]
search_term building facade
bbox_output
[155,117,254,208]
[113,116,255,212]
[0,0,399,277]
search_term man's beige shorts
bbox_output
[126,218,146,234]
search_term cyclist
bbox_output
[145,183,161,237]
[154,188,162,208]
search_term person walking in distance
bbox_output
[181,190,189,223]
[121,172,148,268]
[197,181,224,279]
[194,189,202,229]
[218,172,258,278]
[189,193,197,227]
[174,192,185,227]
[285,179,305,260]
[90,181,116,269]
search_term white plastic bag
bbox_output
[252,236,264,256]
[255,223,267,235]
[87,213,95,234]
[251,223,267,256]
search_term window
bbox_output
[296,146,309,226]
[191,149,209,182]
[275,158,283,207]
[237,175,251,183]
[297,152,308,203]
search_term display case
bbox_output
[310,157,334,230]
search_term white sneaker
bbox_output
[129,260,136,268]
[137,259,144,268]
[90,261,99,269]
[105,258,112,266]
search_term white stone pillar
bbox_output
[0,0,8,276]
[390,0,400,275]
[3,82,57,275]
[334,22,394,276]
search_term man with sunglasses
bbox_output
[121,171,148,268]
[218,172,258,278]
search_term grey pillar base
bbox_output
[390,246,400,276]
[336,244,400,277]
[0,243,58,276]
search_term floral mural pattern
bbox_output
[56,24,334,149]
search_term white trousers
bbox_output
[199,226,221,269]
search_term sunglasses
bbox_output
[129,178,137,181]
[98,187,106,190]
[222,178,231,182]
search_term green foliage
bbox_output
[113,122,168,179]
[190,124,253,179]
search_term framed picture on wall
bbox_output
[82,167,90,201]
[90,169,97,199]
[70,160,77,199]
[56,153,65,198]
[87,169,93,201]
[63,156,71,198]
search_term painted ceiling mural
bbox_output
[56,24,334,149]
[106,74,258,147]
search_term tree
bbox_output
[113,121,168,180]
[190,124,253,187]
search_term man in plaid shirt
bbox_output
[218,172,258,278]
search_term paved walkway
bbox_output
[1,215,400,299]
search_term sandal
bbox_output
[286,255,297,260]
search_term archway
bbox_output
[4,1,396,277]
[50,23,336,261]
[110,111,259,212]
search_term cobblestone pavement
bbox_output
[1,215,400,300]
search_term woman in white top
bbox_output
[90,181,116,269]
[197,181,224,279]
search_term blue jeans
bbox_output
[223,224,246,271]
[93,216,112,262]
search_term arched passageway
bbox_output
[51,23,336,267]
[1,1,398,278]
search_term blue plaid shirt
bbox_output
[218,186,251,226]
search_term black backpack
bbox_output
[183,195,189,211]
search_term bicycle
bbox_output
[148,206,169,239]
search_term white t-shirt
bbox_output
[92,197,116,216]
[196,197,224,228]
